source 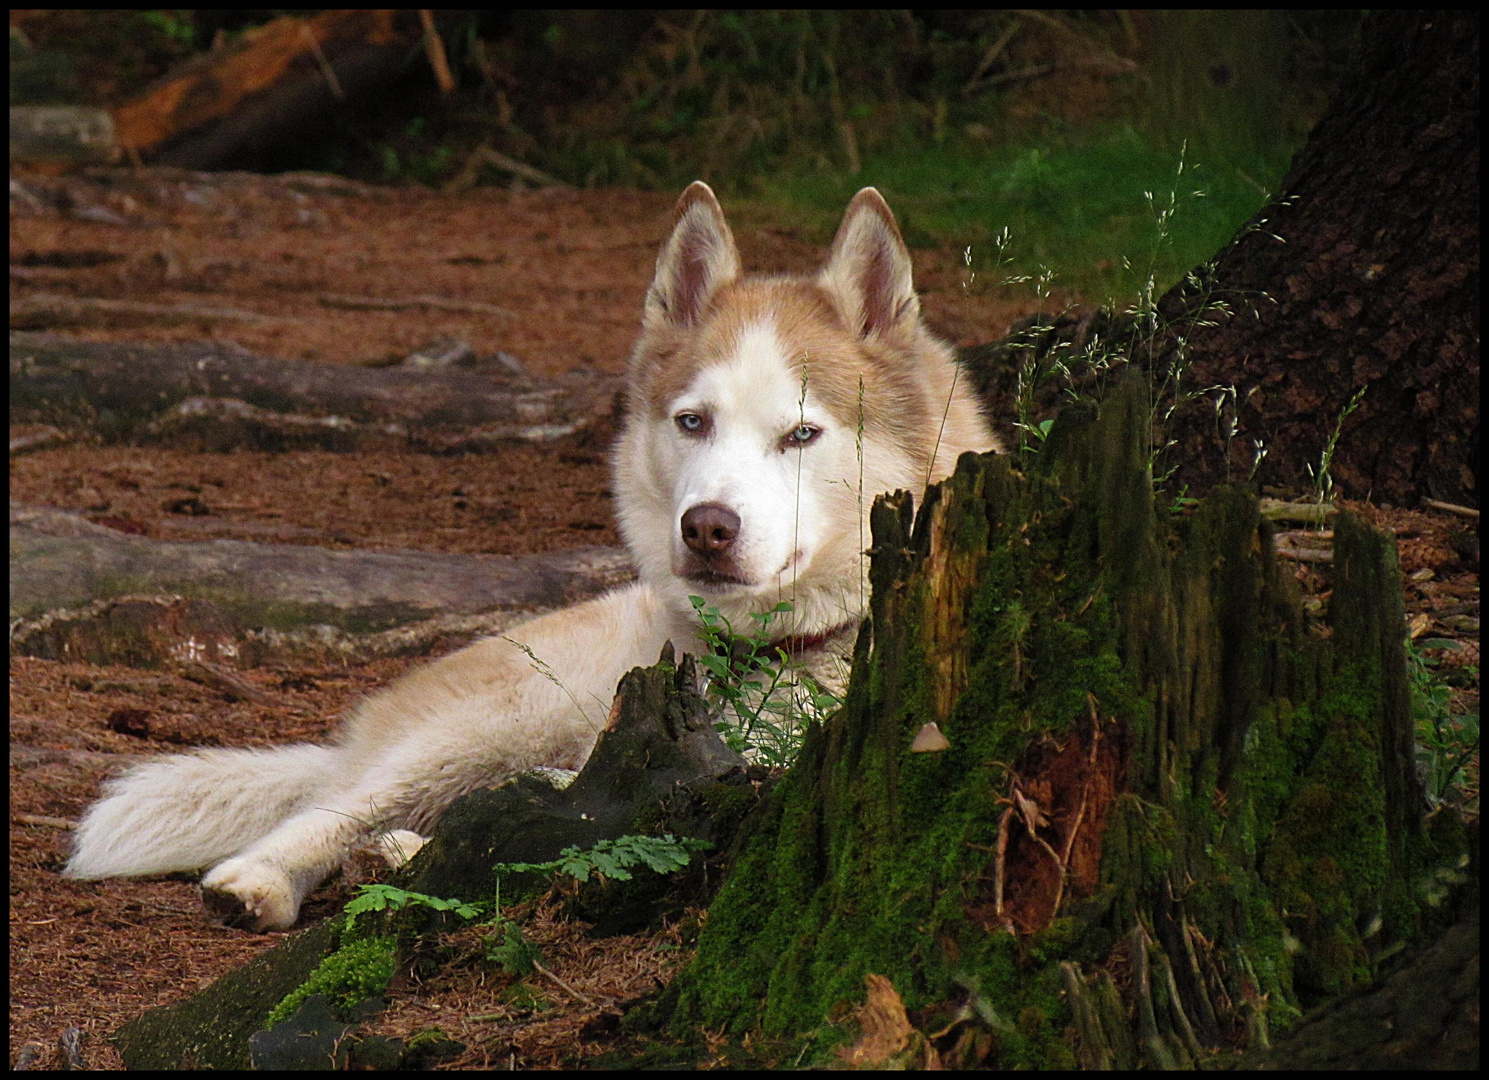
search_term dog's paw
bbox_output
[367,829,428,868]
[200,858,299,931]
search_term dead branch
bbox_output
[13,813,78,830]
[175,659,275,705]
[9,425,70,455]
[418,10,457,96]
[962,20,1021,97]
[443,145,572,194]
[532,958,602,1009]
[1259,498,1338,524]
[1422,498,1479,519]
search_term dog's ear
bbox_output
[646,181,740,328]
[820,188,918,338]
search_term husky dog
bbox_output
[65,183,999,929]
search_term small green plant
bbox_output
[688,596,841,764]
[485,921,544,976]
[1307,383,1368,509]
[343,883,484,929]
[1407,638,1479,807]
[493,833,712,884]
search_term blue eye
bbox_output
[785,424,820,447]
[676,412,706,434]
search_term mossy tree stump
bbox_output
[666,371,1466,1068]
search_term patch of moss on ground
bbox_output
[267,933,398,1028]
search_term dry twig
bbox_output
[1422,498,1479,519]
[14,813,78,830]
[418,10,456,95]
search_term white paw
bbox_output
[368,829,428,868]
[201,857,300,931]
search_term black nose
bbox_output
[681,503,740,556]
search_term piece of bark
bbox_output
[9,332,621,450]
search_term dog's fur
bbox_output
[64,183,999,929]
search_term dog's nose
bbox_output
[681,503,740,556]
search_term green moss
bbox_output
[267,935,397,1028]
[658,374,1436,1065]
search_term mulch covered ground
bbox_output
[8,172,1478,1069]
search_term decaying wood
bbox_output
[111,11,447,169]
[666,371,1461,1068]
[1258,497,1336,524]
[9,332,621,451]
[10,504,634,668]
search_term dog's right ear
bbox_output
[645,182,740,328]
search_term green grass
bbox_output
[746,127,1293,299]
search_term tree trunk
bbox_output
[662,372,1471,1068]
[1155,9,1478,509]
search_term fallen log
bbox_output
[11,293,301,331]
[111,11,450,170]
[9,332,621,451]
[9,504,633,668]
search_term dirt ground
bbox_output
[8,173,1479,1069]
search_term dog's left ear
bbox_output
[820,188,918,338]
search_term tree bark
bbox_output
[1155,10,1479,508]
[662,372,1472,1067]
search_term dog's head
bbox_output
[614,182,998,637]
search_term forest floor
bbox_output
[9,171,1479,1069]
